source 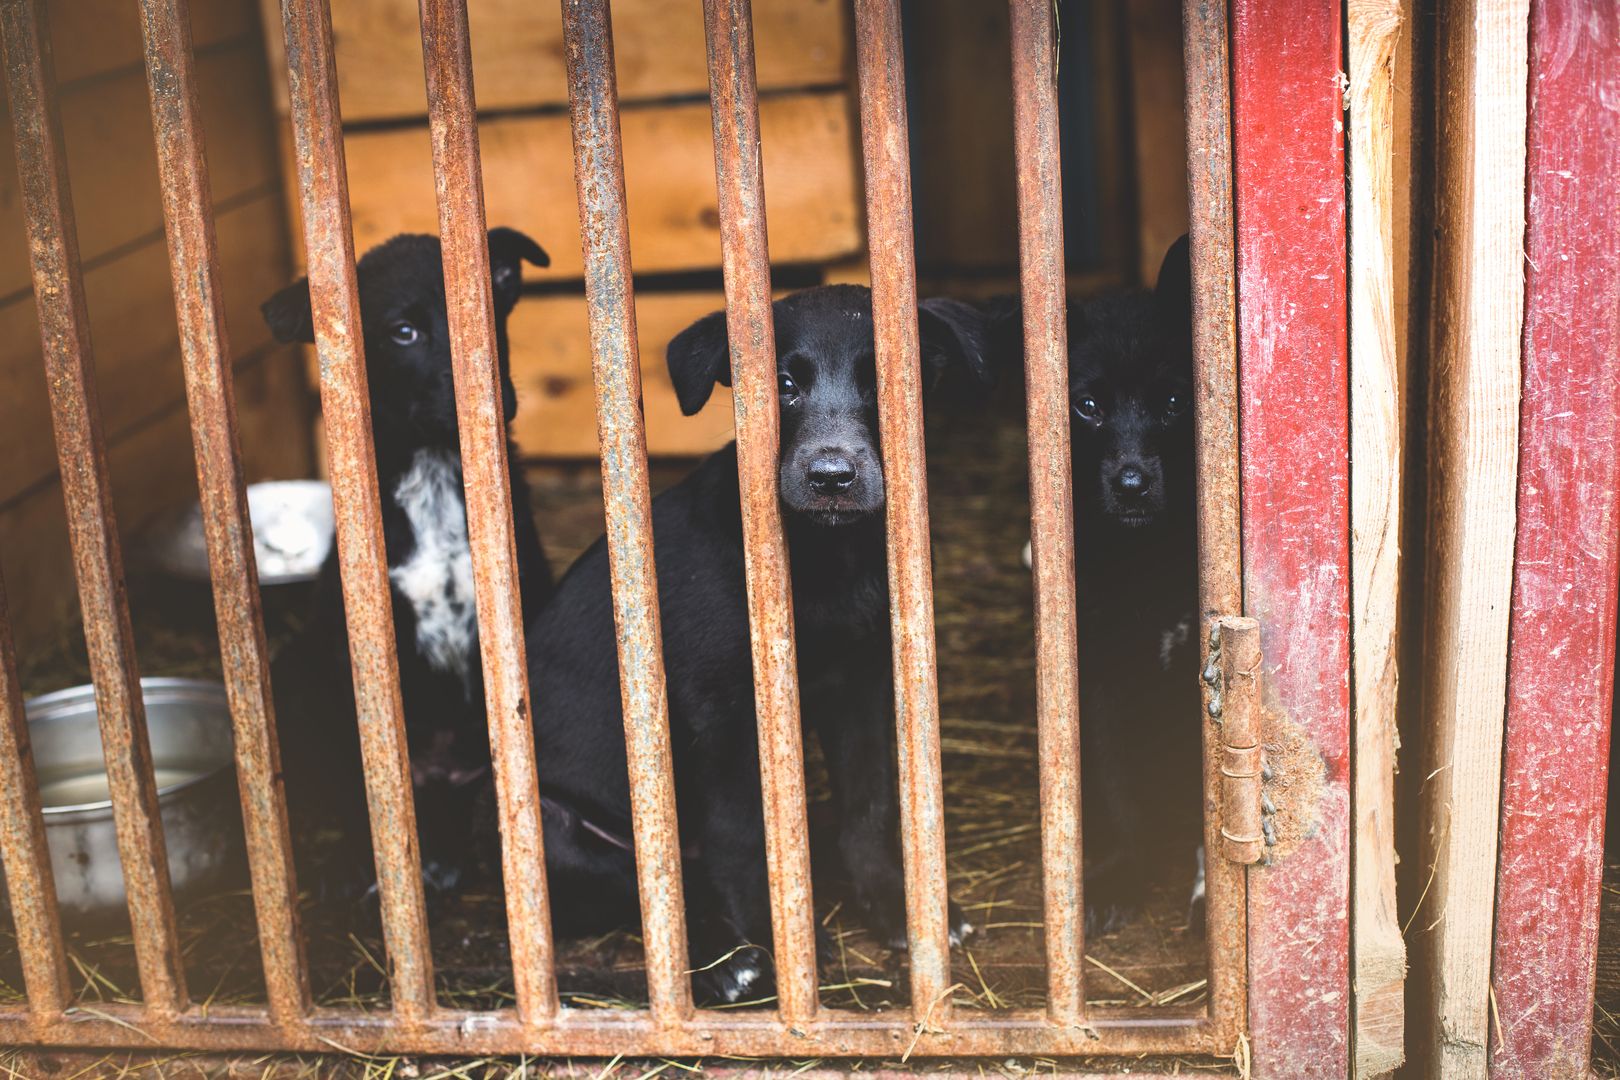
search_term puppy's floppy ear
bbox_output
[918,297,994,392]
[261,277,315,344]
[1154,233,1192,330]
[488,227,551,314]
[979,293,1025,378]
[666,308,733,415]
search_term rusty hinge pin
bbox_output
[1211,617,1264,864]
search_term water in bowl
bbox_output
[36,765,207,809]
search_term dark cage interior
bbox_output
[0,0,1246,1067]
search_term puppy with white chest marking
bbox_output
[1066,236,1203,934]
[262,227,553,906]
[997,237,1204,934]
[525,285,990,1004]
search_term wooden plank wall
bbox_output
[0,0,310,645]
[1124,0,1188,285]
[1230,1,1353,1075]
[258,0,859,462]
[1488,5,1620,1078]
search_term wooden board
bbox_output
[289,91,860,280]
[255,0,846,122]
[0,195,293,510]
[1124,0,1189,285]
[1230,3,1353,1076]
[1346,1,1407,1075]
[1488,5,1620,1078]
[0,41,280,302]
[0,346,312,648]
[1409,1,1529,1077]
[43,0,257,88]
[903,1,1017,276]
[508,291,738,460]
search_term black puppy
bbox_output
[1063,237,1203,933]
[263,228,554,903]
[527,285,988,1003]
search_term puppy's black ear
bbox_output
[488,227,550,314]
[666,309,733,415]
[261,277,315,344]
[980,294,1025,377]
[918,297,994,392]
[1154,233,1192,330]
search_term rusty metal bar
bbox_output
[1007,0,1085,1028]
[1182,0,1248,1043]
[137,0,311,1025]
[850,0,953,1018]
[699,0,819,1026]
[277,0,436,1022]
[0,0,189,1018]
[0,1001,1226,1057]
[417,0,559,1025]
[0,570,70,1020]
[559,0,693,1023]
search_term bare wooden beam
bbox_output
[1347,1,1406,1075]
[1410,0,1528,1076]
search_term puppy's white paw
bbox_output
[949,919,975,947]
[720,957,761,1003]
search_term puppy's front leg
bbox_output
[813,677,971,950]
[688,738,775,1004]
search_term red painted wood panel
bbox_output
[1230,2,1351,1076]
[1490,6,1620,1077]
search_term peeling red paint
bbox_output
[1231,2,1351,1076]
[1490,6,1620,1078]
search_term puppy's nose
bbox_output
[1113,467,1151,496]
[808,455,857,494]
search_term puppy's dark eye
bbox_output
[778,373,799,399]
[1074,396,1102,421]
[389,321,421,347]
[1165,393,1188,417]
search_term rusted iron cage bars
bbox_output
[699,0,820,1028]
[419,0,559,1025]
[1182,0,1250,1046]
[278,0,439,1022]
[0,0,1250,1059]
[1007,0,1086,1028]
[560,0,695,1025]
[0,0,190,1020]
[850,0,955,1018]
[137,0,311,1024]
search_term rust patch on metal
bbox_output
[700,0,819,1027]
[561,0,693,1025]
[1181,0,1250,1050]
[851,0,954,1020]
[418,0,558,1024]
[278,0,436,1023]
[0,569,70,1020]
[1006,0,1085,1029]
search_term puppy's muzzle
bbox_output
[807,454,858,494]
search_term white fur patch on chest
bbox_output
[389,448,477,696]
[1160,615,1194,672]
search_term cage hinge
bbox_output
[1202,616,1267,865]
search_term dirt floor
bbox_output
[0,397,1208,1048]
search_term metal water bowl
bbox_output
[146,479,334,585]
[1,678,240,921]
